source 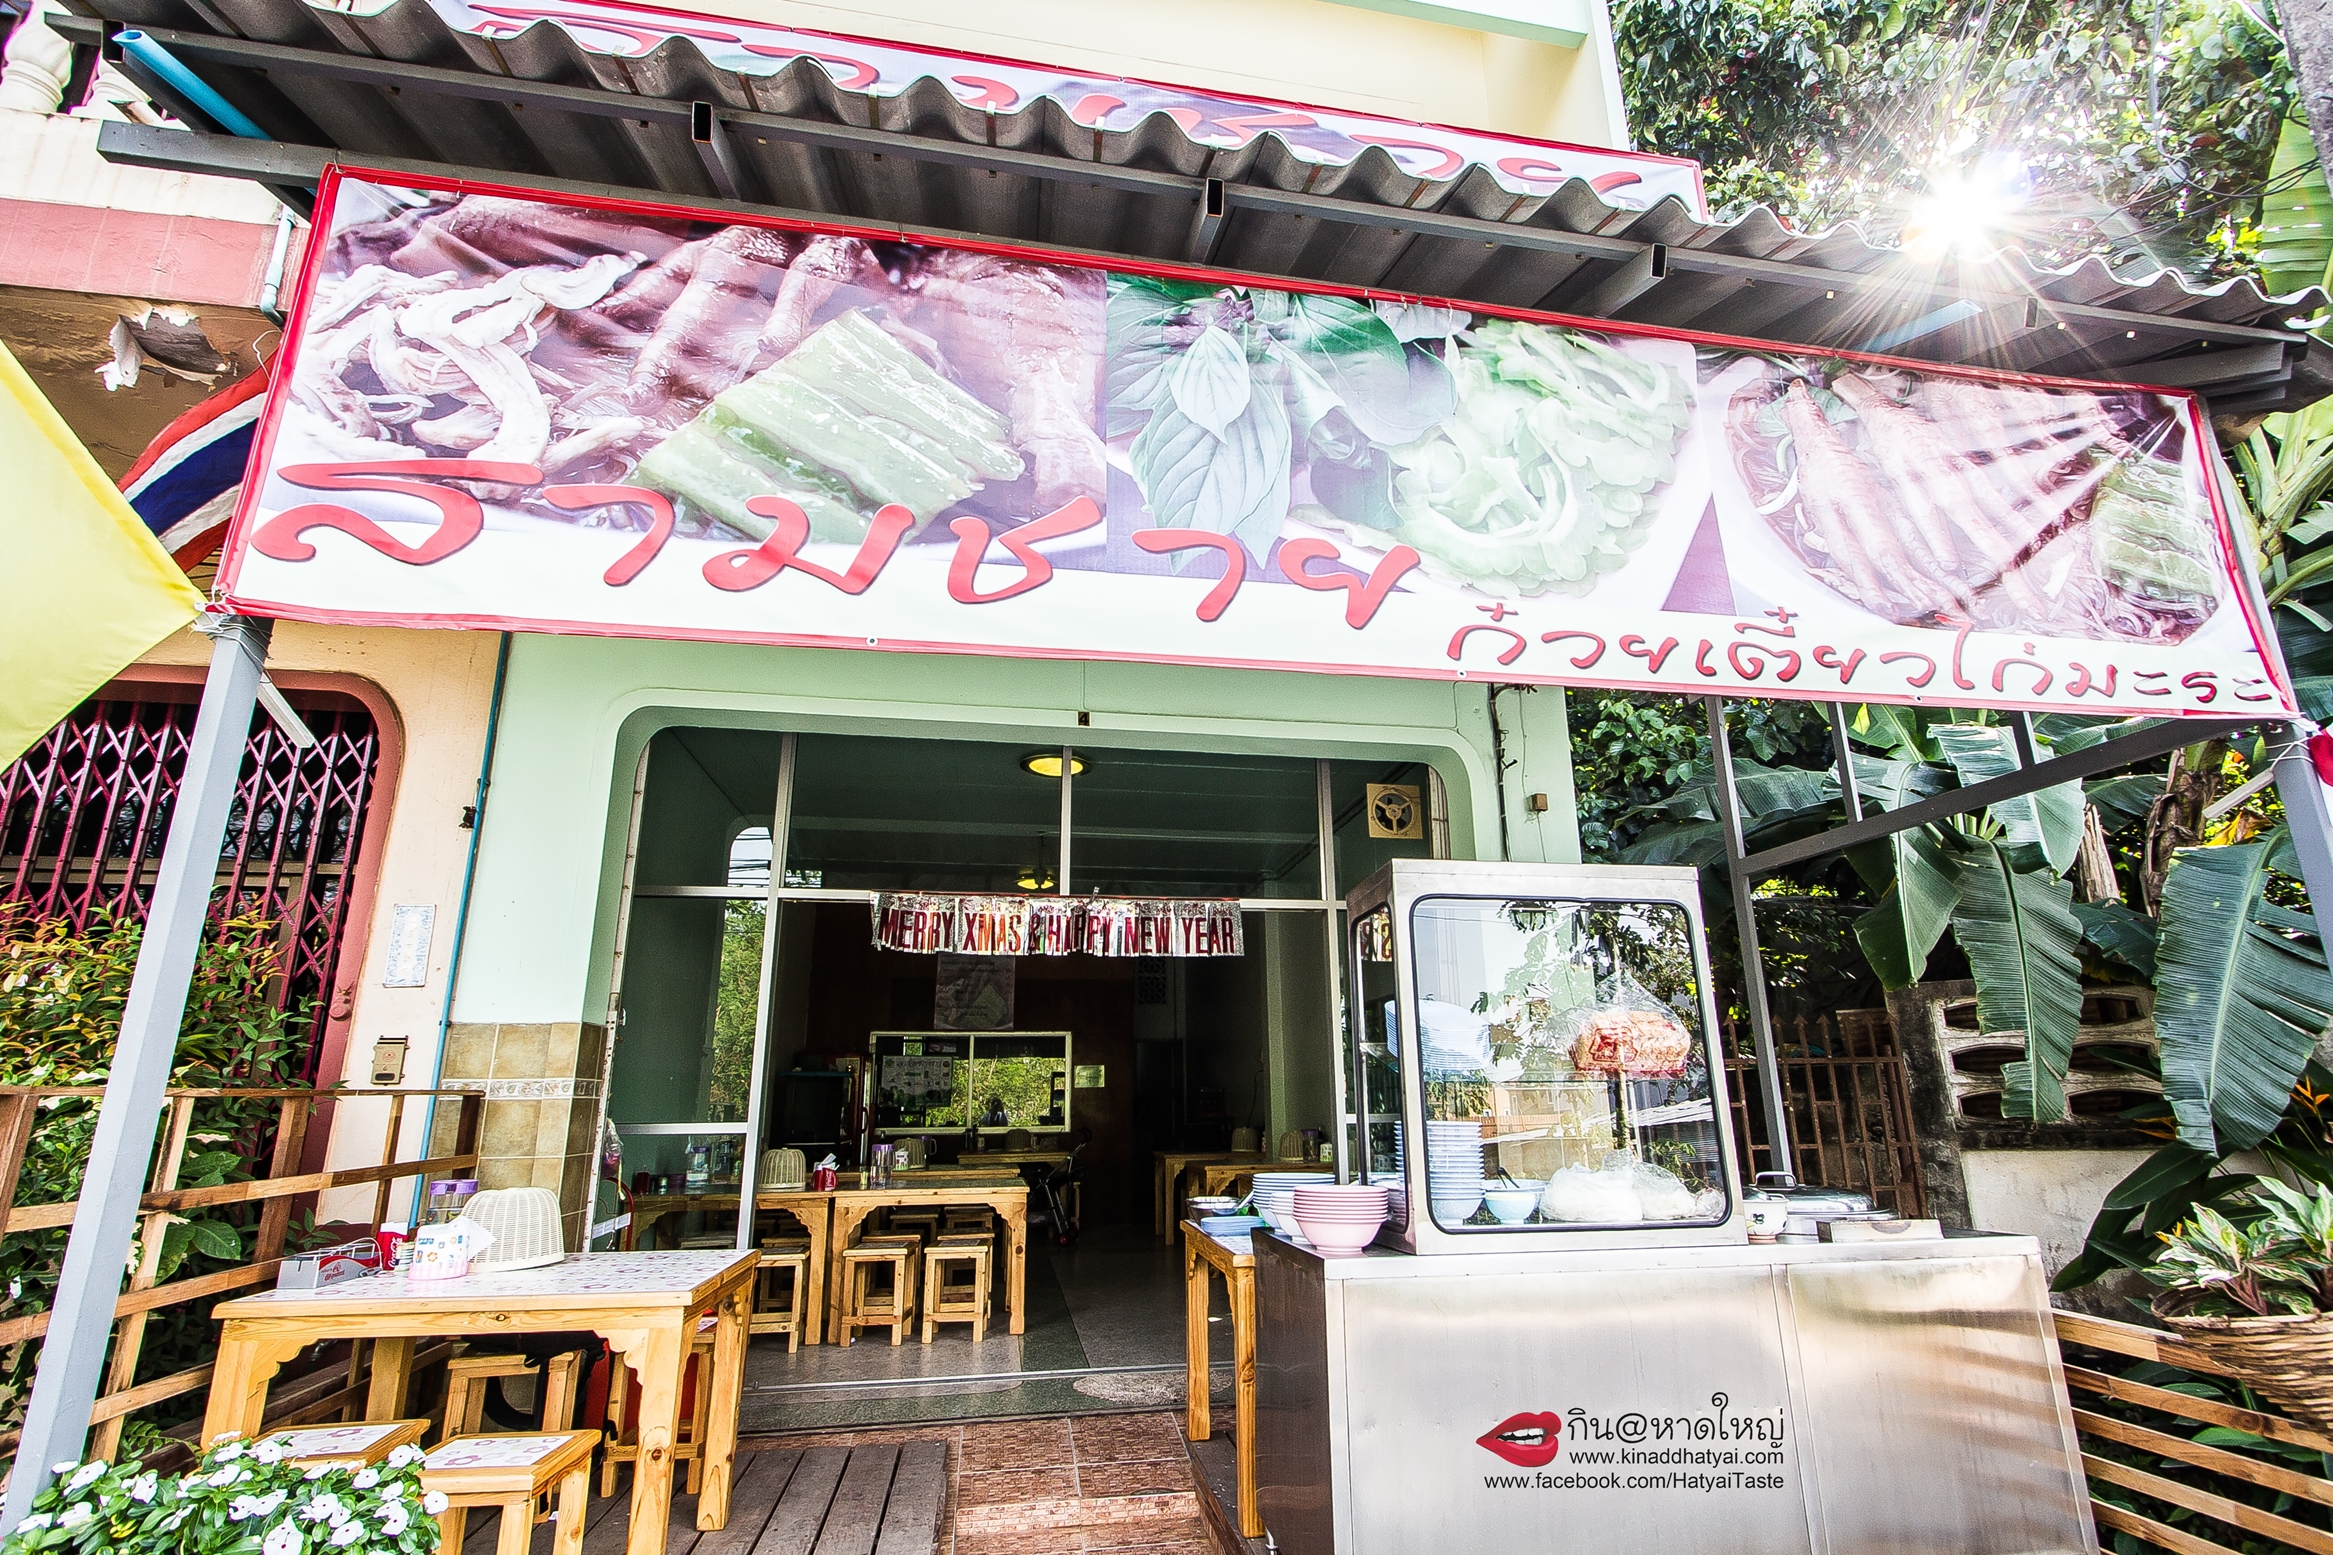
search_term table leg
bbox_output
[1154,1159,1167,1242]
[365,1336,415,1421]
[1001,1196,1027,1336]
[203,1332,301,1444]
[1233,1269,1259,1540]
[802,1205,827,1347]
[1183,1234,1209,1443]
[552,1464,591,1555]
[826,1203,873,1342]
[616,1323,686,1555]
[695,1282,749,1530]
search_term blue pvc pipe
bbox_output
[114,30,267,138]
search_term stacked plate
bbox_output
[1249,1170,1333,1238]
[1292,1183,1391,1255]
[1426,1120,1488,1224]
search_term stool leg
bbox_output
[494,1495,531,1555]
[787,1266,804,1356]
[440,1375,471,1446]
[599,1365,626,1498]
[974,1259,988,1344]
[552,1465,590,1555]
[542,1352,581,1433]
[685,1351,712,1496]
[441,1506,470,1554]
[920,1256,936,1345]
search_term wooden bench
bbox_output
[423,1431,597,1555]
[442,1349,584,1440]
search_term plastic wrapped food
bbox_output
[1630,1160,1699,1220]
[1538,1160,1644,1223]
[1568,1008,1693,1076]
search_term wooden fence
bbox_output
[2055,1309,2333,1554]
[0,1084,482,1461]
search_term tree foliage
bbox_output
[1613,0,2294,276]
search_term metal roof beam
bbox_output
[1737,716,2268,878]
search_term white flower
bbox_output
[50,1462,78,1477]
[18,1512,53,1531]
[304,1465,334,1482]
[209,1465,248,1488]
[349,1470,378,1491]
[304,1495,345,1525]
[56,1505,92,1528]
[127,1474,158,1505]
[329,1520,366,1547]
[377,1504,410,1537]
[252,1492,289,1519]
[216,1443,247,1463]
[253,1441,287,1465]
[420,1491,448,1516]
[230,1497,263,1522]
[66,1463,106,1492]
[263,1521,303,1555]
[378,1482,408,1503]
[384,1446,422,1470]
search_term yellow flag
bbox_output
[0,340,203,767]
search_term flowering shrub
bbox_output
[1,1437,444,1555]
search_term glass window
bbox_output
[1333,760,1436,898]
[871,1031,1070,1135]
[1072,750,1321,898]
[1409,897,1726,1232]
[609,897,763,1126]
[1350,905,1405,1223]
[787,733,1063,893]
[632,728,785,890]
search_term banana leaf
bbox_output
[1953,839,2085,1123]
[2154,835,2333,1155]
[2258,113,2333,301]
[2072,900,2159,980]
[1849,703,1937,760]
[1932,724,2085,872]
[2084,774,2165,830]
[1848,753,1955,812]
[1852,828,1961,989]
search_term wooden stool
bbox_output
[921,1239,991,1343]
[423,1431,597,1555]
[599,1316,717,1497]
[885,1209,941,1241]
[442,1350,583,1442]
[753,1249,810,1352]
[840,1235,920,1347]
[941,1207,995,1236]
[257,1419,428,1467]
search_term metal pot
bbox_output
[1746,1172,1875,1242]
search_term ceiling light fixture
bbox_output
[1020,751,1087,778]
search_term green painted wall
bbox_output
[452,635,1579,1028]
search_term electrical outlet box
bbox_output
[371,1037,408,1086]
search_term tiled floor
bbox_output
[753,1410,1222,1555]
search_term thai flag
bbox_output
[118,362,270,567]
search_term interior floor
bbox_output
[740,1227,1232,1432]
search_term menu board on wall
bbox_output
[217,168,2292,721]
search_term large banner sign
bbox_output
[220,170,2292,721]
[400,0,1705,215]
[873,895,1244,957]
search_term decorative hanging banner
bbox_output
[218,170,2294,723]
[873,895,1246,958]
[399,0,1704,214]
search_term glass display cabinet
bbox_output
[1346,859,1745,1252]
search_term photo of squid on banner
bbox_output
[222,170,2288,721]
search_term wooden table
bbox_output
[624,1192,832,1345]
[206,1252,756,1555]
[827,1180,1029,1338]
[1195,1159,1315,1201]
[1154,1151,1262,1241]
[1182,1220,1260,1539]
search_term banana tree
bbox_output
[1619,706,2333,1139]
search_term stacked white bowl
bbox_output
[1291,1183,1391,1255]
[1425,1120,1488,1224]
[1249,1170,1334,1237]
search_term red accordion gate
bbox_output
[0,682,387,1079]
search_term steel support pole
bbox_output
[2273,734,2333,955]
[5,615,268,1521]
[1705,696,1794,1182]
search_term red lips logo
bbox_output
[1477,1412,1562,1468]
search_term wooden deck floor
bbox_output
[459,1444,948,1555]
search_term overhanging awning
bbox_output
[56,0,2332,409]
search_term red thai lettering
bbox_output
[1726,641,1800,681]
[2234,677,2278,703]
[947,497,1105,604]
[1278,538,1420,629]
[704,498,912,593]
[2132,671,2173,697]
[1812,645,1865,684]
[2180,671,2219,704]
[1694,639,1719,677]
[1448,624,1526,665]
[252,460,536,566]
[540,483,674,587]
[1541,631,1606,668]
[1619,634,1680,673]
[951,74,1018,109]
[2067,662,2118,698]
[1131,529,1246,620]
[1948,623,1977,691]
[1207,110,1317,146]
[1068,93,1126,126]
[1879,650,1936,689]
[1348,134,1463,179]
[740,47,878,88]
[1590,171,1645,194]
[1497,156,1568,182]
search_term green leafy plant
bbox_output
[3,1435,443,1555]
[2145,1202,2320,1318]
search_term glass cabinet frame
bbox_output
[1345,859,1747,1255]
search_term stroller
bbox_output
[1032,1138,1088,1246]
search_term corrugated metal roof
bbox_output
[58,0,2332,410]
